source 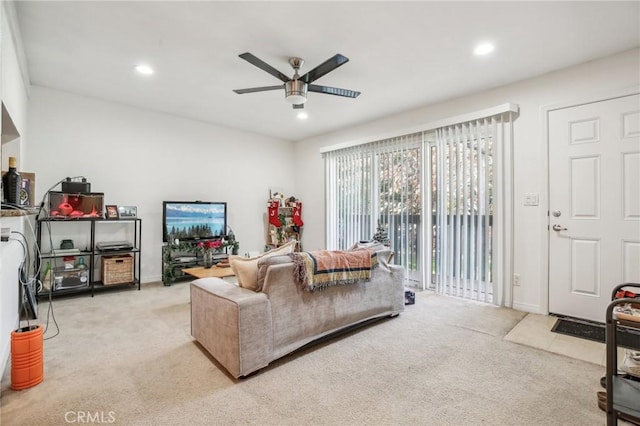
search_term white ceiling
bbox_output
[14,1,640,142]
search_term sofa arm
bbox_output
[190,278,272,378]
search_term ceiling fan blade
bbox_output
[300,54,349,83]
[308,84,361,98]
[238,53,291,83]
[233,85,283,94]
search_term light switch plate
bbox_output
[523,193,539,206]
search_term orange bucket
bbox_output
[11,325,43,390]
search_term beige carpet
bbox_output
[1,282,606,425]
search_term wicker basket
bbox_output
[102,255,134,285]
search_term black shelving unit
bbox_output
[36,217,142,297]
[605,283,640,425]
[162,241,227,286]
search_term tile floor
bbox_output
[504,312,626,367]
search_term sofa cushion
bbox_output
[256,255,293,292]
[230,241,296,291]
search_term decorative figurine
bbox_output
[372,221,390,246]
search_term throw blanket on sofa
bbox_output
[288,249,378,292]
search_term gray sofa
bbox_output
[190,249,405,378]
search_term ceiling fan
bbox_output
[233,52,361,109]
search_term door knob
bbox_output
[552,224,567,231]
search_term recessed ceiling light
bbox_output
[297,111,308,120]
[134,64,154,75]
[474,43,495,56]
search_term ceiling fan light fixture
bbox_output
[285,80,307,104]
[234,53,359,107]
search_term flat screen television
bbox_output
[162,201,227,243]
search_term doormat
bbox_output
[551,317,640,350]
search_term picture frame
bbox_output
[118,205,137,218]
[19,172,35,207]
[105,205,119,220]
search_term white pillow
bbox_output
[229,241,297,291]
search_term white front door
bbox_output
[548,94,640,322]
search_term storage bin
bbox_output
[102,255,134,285]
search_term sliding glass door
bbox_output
[376,142,422,284]
[325,134,422,287]
[324,108,514,303]
[430,121,495,301]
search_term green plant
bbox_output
[223,239,239,254]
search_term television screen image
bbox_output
[163,201,227,243]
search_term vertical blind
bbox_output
[432,119,495,301]
[324,133,422,284]
[325,145,372,250]
[324,105,515,304]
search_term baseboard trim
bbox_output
[512,301,542,314]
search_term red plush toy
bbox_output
[58,202,73,216]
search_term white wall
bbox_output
[0,0,31,377]
[1,2,28,139]
[294,48,640,315]
[25,86,295,283]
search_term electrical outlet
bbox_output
[513,273,521,286]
